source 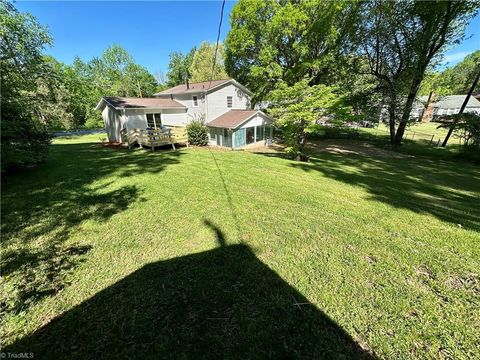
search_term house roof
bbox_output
[418,95,480,109]
[207,110,271,129]
[96,97,186,110]
[154,79,253,96]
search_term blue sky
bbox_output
[16,1,480,75]
[16,1,236,76]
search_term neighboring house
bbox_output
[411,93,480,122]
[96,79,273,148]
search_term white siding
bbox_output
[103,106,122,142]
[124,108,187,129]
[161,109,189,126]
[205,84,250,121]
[171,94,206,122]
[239,114,271,129]
[125,109,147,130]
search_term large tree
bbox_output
[345,0,479,145]
[165,48,196,87]
[189,42,228,83]
[225,0,344,105]
[89,45,158,98]
[0,1,52,171]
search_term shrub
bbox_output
[84,116,104,129]
[1,113,51,173]
[186,119,209,146]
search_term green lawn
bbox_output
[360,121,462,145]
[1,134,479,359]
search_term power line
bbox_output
[209,0,226,88]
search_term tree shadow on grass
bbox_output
[285,149,480,231]
[6,243,376,359]
[1,143,185,315]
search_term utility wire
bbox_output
[209,0,226,89]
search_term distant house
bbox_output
[96,79,273,148]
[412,93,480,122]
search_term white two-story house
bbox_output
[96,79,273,149]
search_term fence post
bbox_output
[430,134,434,145]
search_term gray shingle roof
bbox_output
[207,110,271,129]
[101,97,186,109]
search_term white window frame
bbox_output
[146,113,162,129]
[227,96,233,108]
[192,95,199,107]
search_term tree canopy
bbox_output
[1,2,162,171]
[165,42,228,86]
[343,0,479,145]
[1,1,52,171]
[189,42,228,83]
[165,48,196,87]
[419,50,480,95]
[225,0,344,104]
[268,79,350,159]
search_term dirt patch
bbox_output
[306,139,413,159]
[445,273,480,294]
[415,265,436,280]
[243,142,285,154]
[95,142,128,150]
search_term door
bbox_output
[216,129,222,146]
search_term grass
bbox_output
[1,133,479,359]
[359,121,462,146]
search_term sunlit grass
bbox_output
[1,134,479,359]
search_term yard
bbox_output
[1,134,479,359]
[360,121,463,146]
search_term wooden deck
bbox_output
[121,126,188,151]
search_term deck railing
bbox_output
[120,126,188,151]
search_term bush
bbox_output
[1,114,51,173]
[186,120,209,146]
[84,116,104,129]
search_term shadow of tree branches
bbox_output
[285,147,480,231]
[1,143,184,315]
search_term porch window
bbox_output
[209,128,216,140]
[193,96,198,107]
[264,126,271,140]
[227,96,233,108]
[246,127,255,144]
[256,126,264,142]
[146,113,162,129]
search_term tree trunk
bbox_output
[394,75,424,146]
[388,101,396,145]
[442,65,480,147]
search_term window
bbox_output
[246,127,255,144]
[146,114,155,128]
[209,129,216,140]
[193,96,198,107]
[256,126,264,142]
[146,113,162,129]
[264,126,271,140]
[154,113,162,127]
[227,96,233,108]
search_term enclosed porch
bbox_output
[207,109,273,149]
